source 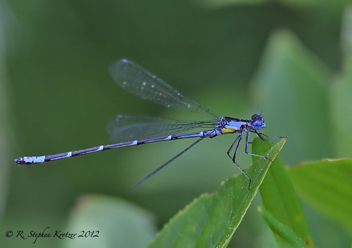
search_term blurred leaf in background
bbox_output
[251,29,332,165]
[287,159,352,235]
[1,0,352,247]
[64,195,156,248]
[330,6,352,158]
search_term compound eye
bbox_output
[252,120,263,130]
[251,113,262,121]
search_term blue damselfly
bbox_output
[15,59,282,191]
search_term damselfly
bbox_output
[15,59,281,191]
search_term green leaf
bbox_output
[148,137,287,248]
[287,159,352,234]
[252,137,314,247]
[63,195,156,248]
[258,206,307,248]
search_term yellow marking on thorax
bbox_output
[222,127,238,133]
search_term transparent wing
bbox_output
[109,59,219,119]
[107,115,216,143]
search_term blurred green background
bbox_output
[1,0,352,247]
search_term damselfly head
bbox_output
[251,113,266,130]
